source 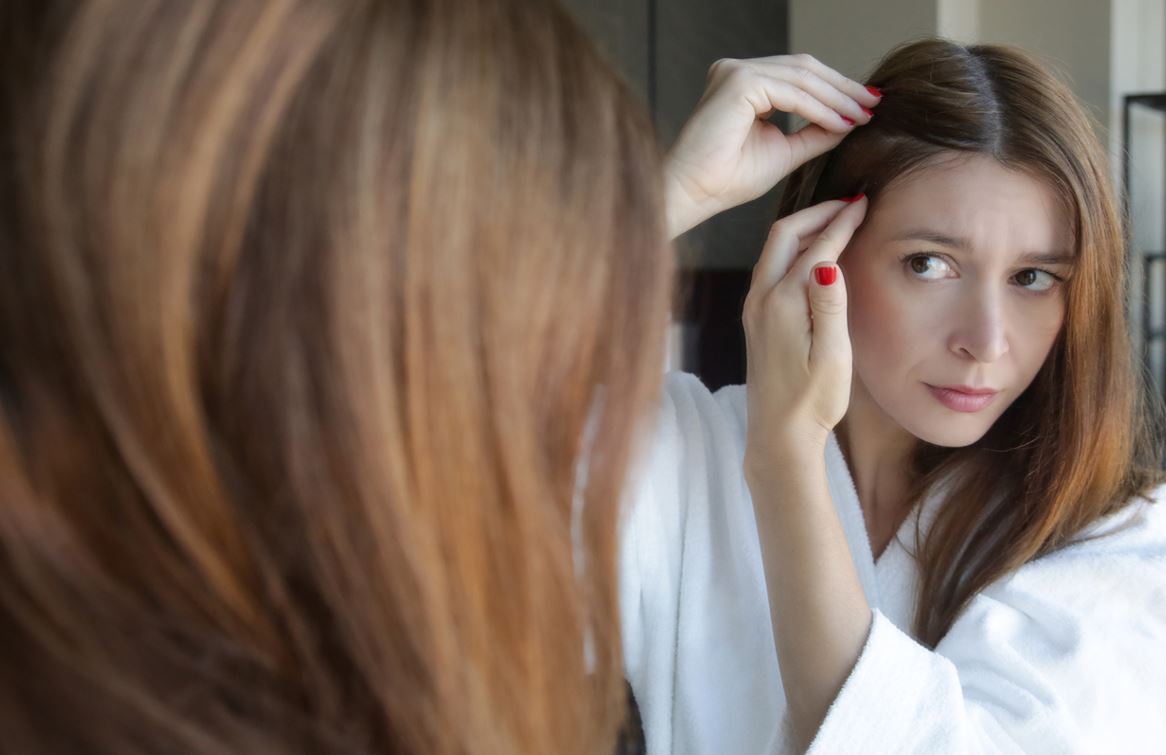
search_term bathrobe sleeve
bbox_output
[801,497,1166,754]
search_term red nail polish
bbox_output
[861,106,874,116]
[841,115,856,126]
[866,85,883,97]
[841,193,865,203]
[814,266,838,286]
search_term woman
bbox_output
[626,39,1166,753]
[0,1,671,753]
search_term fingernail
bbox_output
[841,193,865,203]
[814,266,838,286]
[861,106,874,117]
[841,115,856,126]
[866,85,883,98]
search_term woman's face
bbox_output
[840,153,1073,447]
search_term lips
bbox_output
[926,384,999,413]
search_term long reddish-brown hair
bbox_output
[777,38,1165,648]
[0,1,672,752]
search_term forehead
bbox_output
[865,153,1072,256]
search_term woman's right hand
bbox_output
[664,55,881,238]
[742,196,867,474]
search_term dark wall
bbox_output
[563,0,789,388]
[565,0,789,269]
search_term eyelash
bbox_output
[899,253,1066,293]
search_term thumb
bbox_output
[783,123,847,172]
[808,263,851,370]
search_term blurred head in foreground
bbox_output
[0,1,672,752]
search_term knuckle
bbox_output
[812,298,847,316]
[708,57,738,78]
[761,290,789,318]
[816,229,843,247]
[743,294,759,319]
[720,63,754,88]
[770,226,796,251]
[769,217,797,240]
[794,53,817,67]
[743,294,768,323]
[745,291,770,319]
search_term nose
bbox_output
[949,290,1009,363]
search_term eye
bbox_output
[904,254,953,280]
[1012,268,1060,292]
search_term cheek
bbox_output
[846,266,924,374]
[1015,299,1065,372]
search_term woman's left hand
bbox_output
[663,55,880,238]
[742,195,869,477]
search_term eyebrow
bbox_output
[891,229,1075,265]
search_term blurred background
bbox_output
[564,0,1166,393]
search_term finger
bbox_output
[755,64,871,124]
[774,53,882,109]
[751,199,851,292]
[709,71,855,133]
[789,195,869,281]
[807,263,850,371]
[782,123,847,172]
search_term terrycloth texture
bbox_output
[619,371,1166,754]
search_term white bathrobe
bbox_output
[619,371,1166,754]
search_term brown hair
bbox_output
[0,0,671,752]
[777,38,1165,648]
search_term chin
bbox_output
[897,409,996,448]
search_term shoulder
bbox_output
[967,484,1166,625]
[935,486,1166,744]
[621,370,749,536]
[656,371,747,438]
[625,372,748,505]
[1012,483,1166,589]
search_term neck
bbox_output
[837,378,918,536]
